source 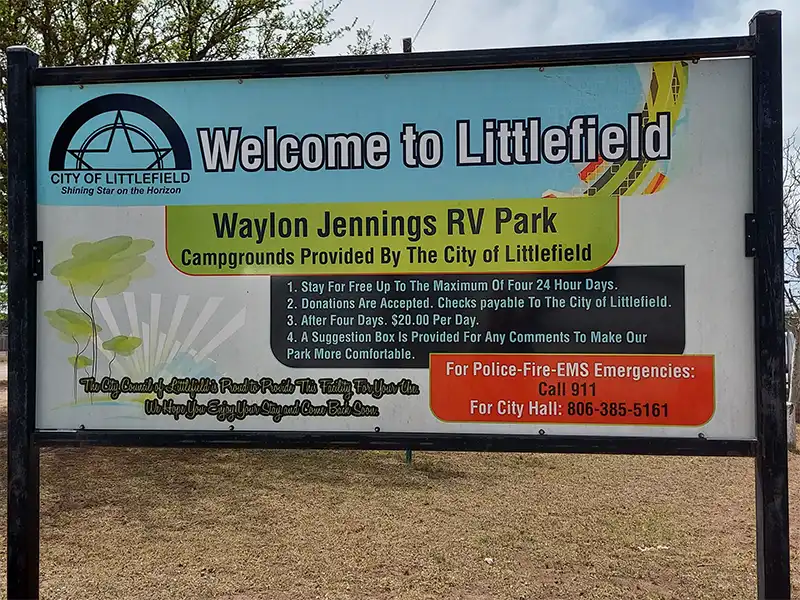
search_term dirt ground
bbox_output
[1,385,799,599]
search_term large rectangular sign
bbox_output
[35,58,755,440]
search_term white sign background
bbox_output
[34,58,755,439]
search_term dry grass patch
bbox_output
[0,390,797,599]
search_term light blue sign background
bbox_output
[36,64,644,206]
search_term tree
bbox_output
[783,133,800,436]
[0,0,391,313]
[347,24,390,55]
[46,235,155,402]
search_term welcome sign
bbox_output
[33,58,752,440]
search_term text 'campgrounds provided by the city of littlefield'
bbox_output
[166,196,619,275]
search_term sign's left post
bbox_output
[7,46,41,600]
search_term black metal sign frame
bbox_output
[6,10,789,599]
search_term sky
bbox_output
[302,0,799,135]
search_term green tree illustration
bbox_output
[48,236,155,396]
[102,335,143,377]
[44,308,101,402]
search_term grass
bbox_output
[0,389,798,599]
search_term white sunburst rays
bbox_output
[92,292,247,380]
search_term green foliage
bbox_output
[68,355,93,369]
[51,236,155,297]
[0,0,381,67]
[347,25,391,56]
[103,335,142,356]
[47,236,154,394]
[44,308,101,343]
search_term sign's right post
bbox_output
[750,10,790,600]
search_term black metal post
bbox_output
[750,11,790,600]
[402,36,413,467]
[6,46,40,600]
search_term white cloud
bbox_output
[309,0,799,134]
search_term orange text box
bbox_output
[429,354,714,426]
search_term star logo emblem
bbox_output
[66,110,175,171]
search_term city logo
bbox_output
[49,93,191,196]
